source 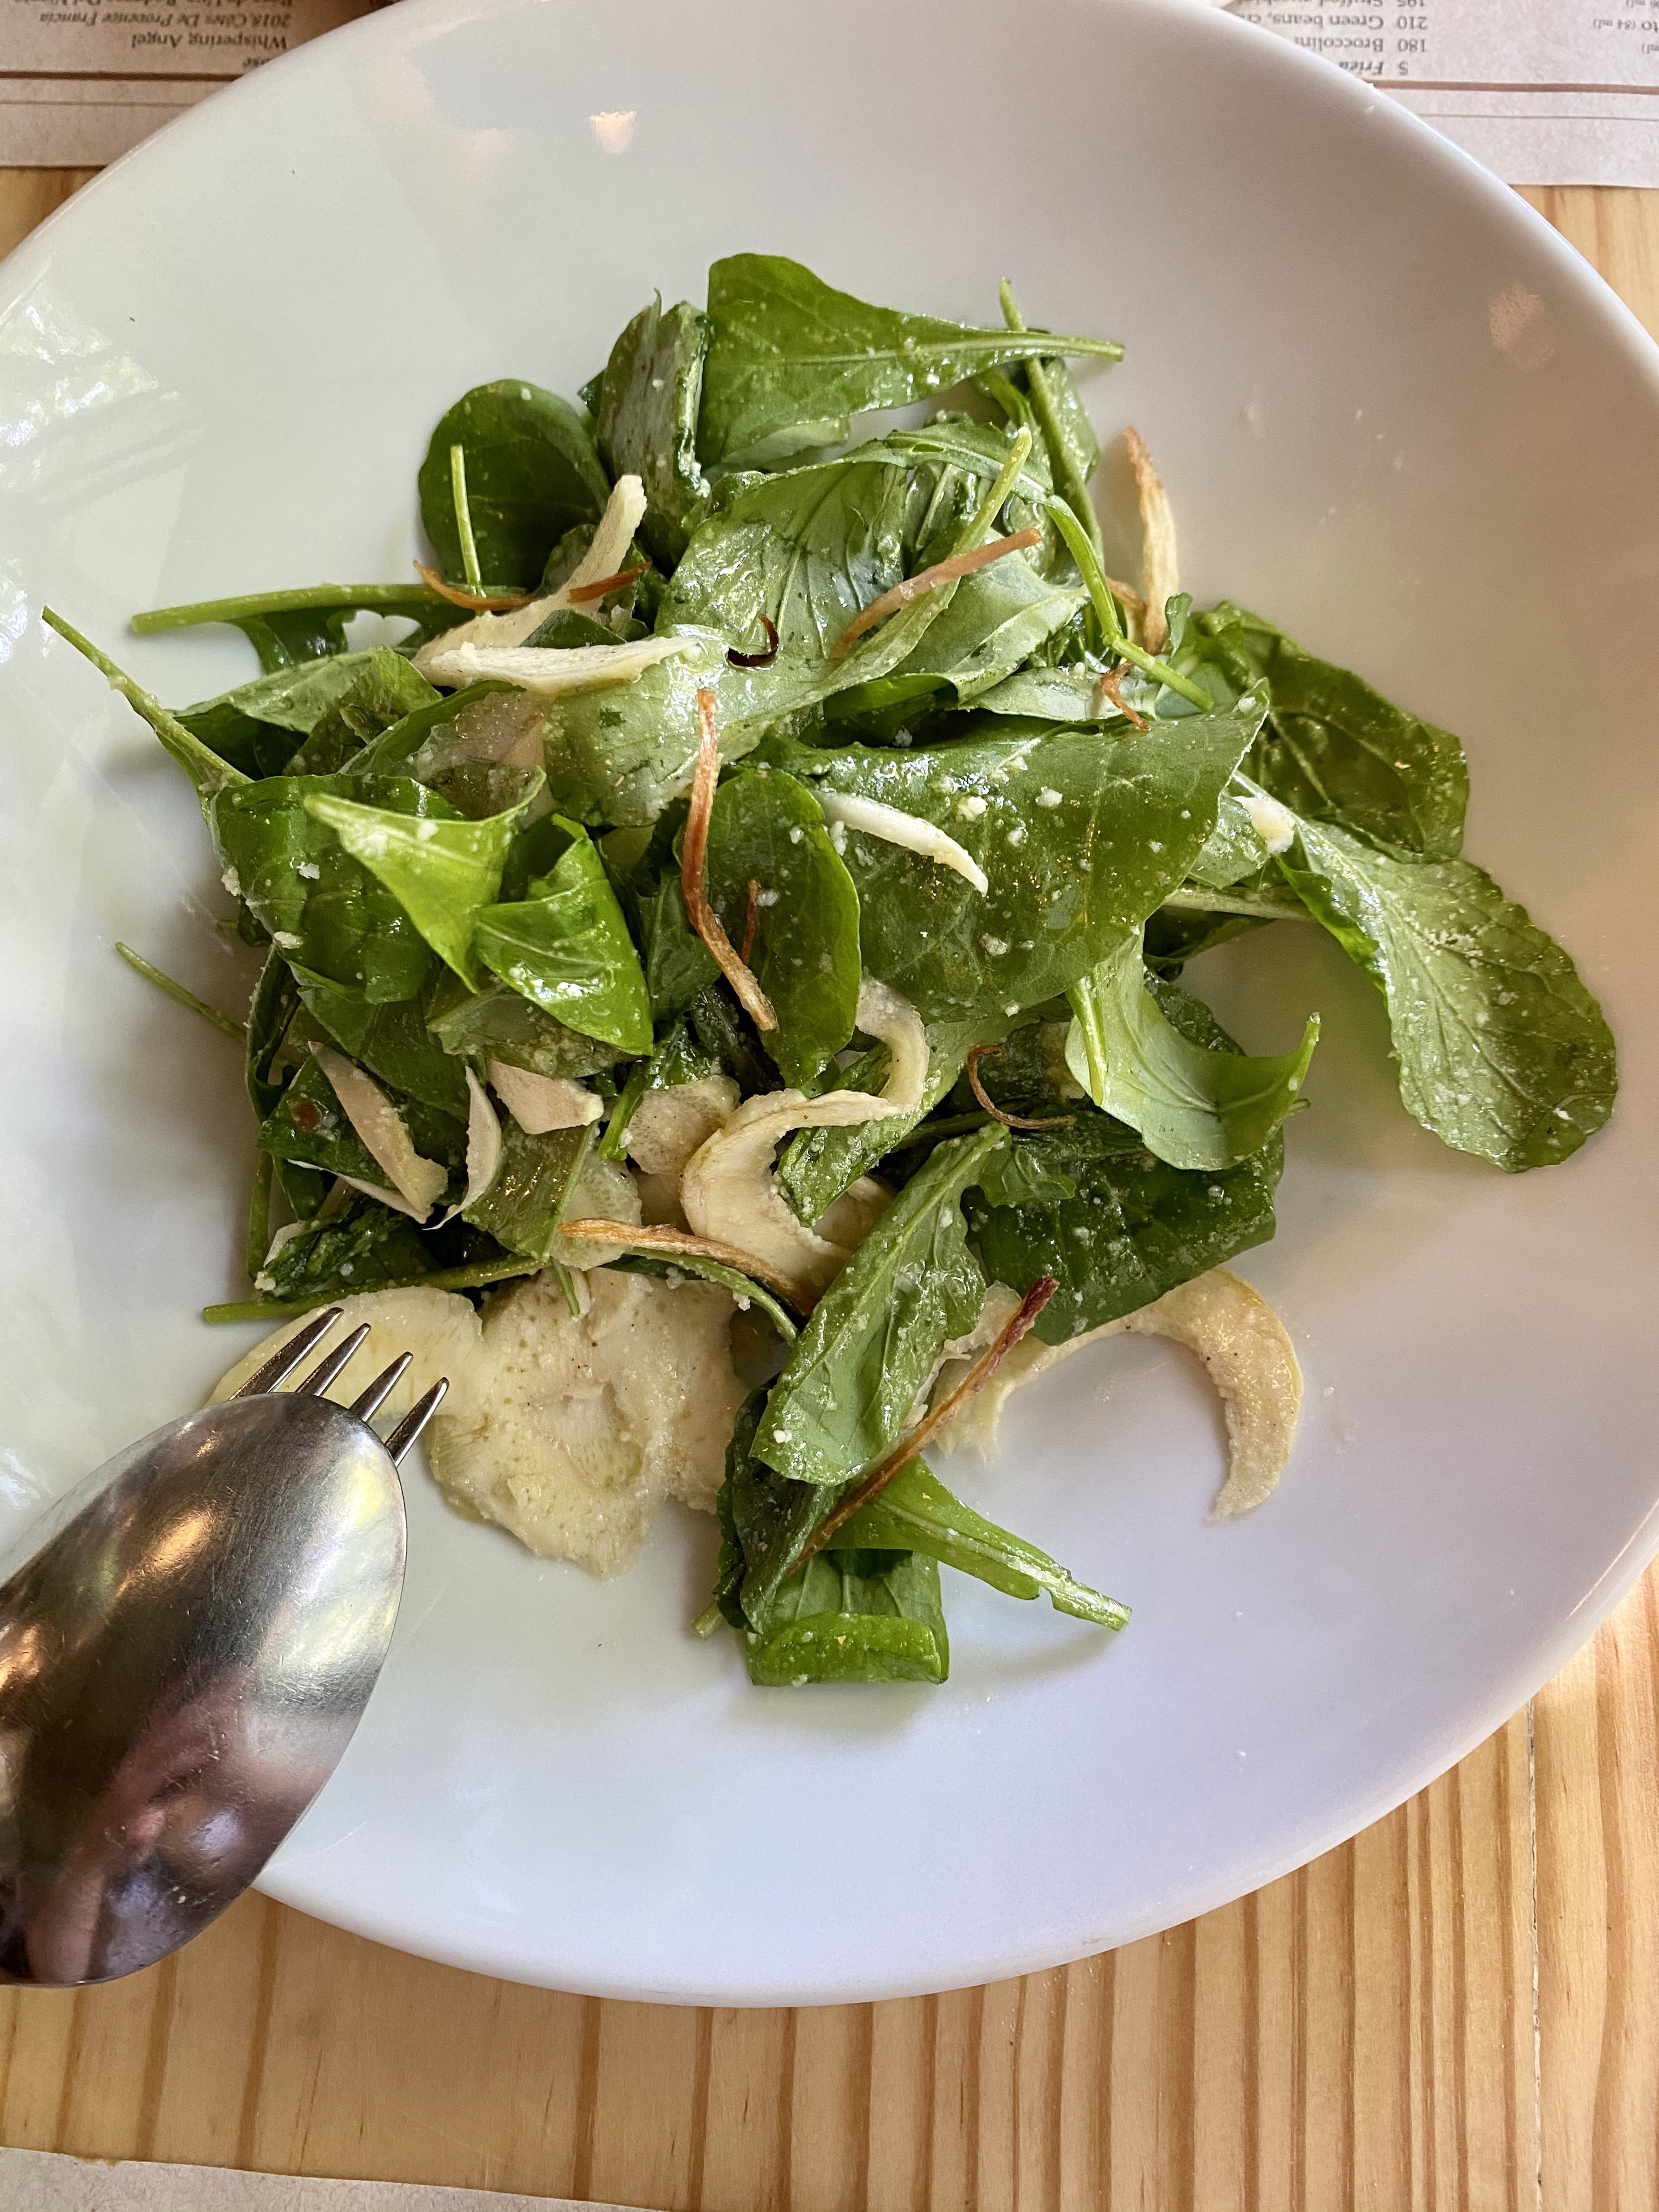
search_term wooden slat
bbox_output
[1,163,1658,2208]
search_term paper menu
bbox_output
[1228,0,1659,184]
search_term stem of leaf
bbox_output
[1043,501,1212,709]
[951,427,1034,559]
[1160,884,1311,922]
[44,607,249,796]
[999,280,1105,561]
[245,1152,274,1284]
[115,941,246,1041]
[450,443,483,592]
[202,1251,538,1323]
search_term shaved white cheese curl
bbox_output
[420,634,693,696]
[1242,789,1297,856]
[311,1043,447,1219]
[815,792,989,896]
[854,977,929,1113]
[489,1062,604,1134]
[933,1267,1302,1518]
[681,1086,895,1296]
[411,475,649,667]
[437,1068,504,1224]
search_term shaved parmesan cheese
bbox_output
[410,476,650,670]
[1242,789,1297,856]
[624,1074,740,1177]
[420,633,695,697]
[312,1043,448,1219]
[425,1266,747,1578]
[680,1086,896,1296]
[489,1061,605,1135]
[932,1267,1302,1517]
[814,792,989,897]
[854,977,929,1112]
[437,1067,504,1224]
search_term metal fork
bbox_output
[0,1307,447,1988]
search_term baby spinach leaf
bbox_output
[425,970,627,1080]
[304,778,545,990]
[698,254,1121,468]
[463,1120,591,1262]
[132,585,466,672]
[789,699,1263,1024]
[175,652,383,777]
[45,608,250,805]
[966,666,1114,724]
[1182,603,1469,861]
[343,678,524,786]
[284,652,439,777]
[720,1393,827,1629]
[520,607,628,651]
[210,774,453,1002]
[755,1125,1004,1489]
[537,628,732,826]
[595,296,712,566]
[966,1096,1283,1347]
[705,769,861,1088]
[639,873,722,1016]
[838,1459,1128,1628]
[1187,785,1276,890]
[294,972,471,1117]
[246,948,302,1123]
[417,381,610,588]
[1064,929,1318,1171]
[256,1197,435,1301]
[743,1550,949,1686]
[1281,819,1617,1171]
[473,827,653,1055]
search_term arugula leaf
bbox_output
[255,1197,435,1301]
[131,586,466,672]
[303,779,544,990]
[698,254,1121,468]
[595,296,712,566]
[1281,819,1616,1170]
[472,824,653,1056]
[785,699,1263,1024]
[743,1550,949,1686]
[210,774,454,1002]
[754,1125,1004,1489]
[1181,603,1469,861]
[837,1458,1127,1628]
[174,652,383,778]
[44,608,250,804]
[417,381,610,587]
[1065,930,1318,1171]
[425,969,627,1080]
[705,769,861,1088]
[284,652,439,777]
[294,972,471,1117]
[257,1049,465,1189]
[966,1058,1283,1346]
[463,1120,591,1262]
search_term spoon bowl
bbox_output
[0,1389,407,1987]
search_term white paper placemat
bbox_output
[0,2148,643,2212]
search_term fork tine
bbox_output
[232,1306,342,1399]
[383,1378,448,1465]
[293,1323,371,1400]
[349,1353,412,1423]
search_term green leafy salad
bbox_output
[50,253,1618,1689]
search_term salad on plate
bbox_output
[46,254,1618,1688]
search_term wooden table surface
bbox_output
[2,167,1657,2212]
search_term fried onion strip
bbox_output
[830,527,1042,661]
[682,690,778,1031]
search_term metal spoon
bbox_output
[0,1308,446,1988]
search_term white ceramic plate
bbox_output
[4,0,1658,2005]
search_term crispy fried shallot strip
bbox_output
[683,689,777,1031]
[741,877,761,967]
[1124,427,1179,653]
[557,1220,814,1312]
[413,562,534,612]
[567,561,649,605]
[1094,662,1147,730]
[830,527,1042,661]
[791,1275,1059,1569]
[966,1045,1075,1132]
[727,613,780,669]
